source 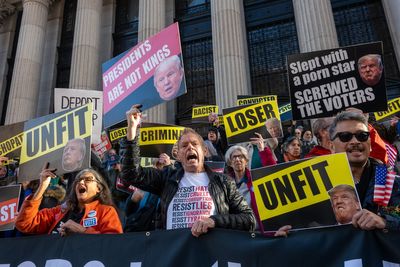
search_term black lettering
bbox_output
[258,181,278,210]
[56,116,67,146]
[159,129,167,140]
[226,116,238,132]
[245,109,258,126]
[303,166,320,195]
[274,175,296,205]
[148,130,154,141]
[67,113,75,140]
[41,122,55,151]
[236,113,247,129]
[74,105,88,135]
[26,129,39,157]
[254,106,266,123]
[291,169,307,200]
[312,161,333,191]
[61,96,69,109]
[141,131,147,142]
[262,104,276,119]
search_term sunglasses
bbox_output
[332,131,370,142]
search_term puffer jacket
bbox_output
[120,137,256,231]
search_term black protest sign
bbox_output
[192,105,219,123]
[222,101,281,145]
[288,42,386,120]
[0,185,21,231]
[139,123,184,158]
[251,153,357,232]
[205,161,225,173]
[18,104,93,183]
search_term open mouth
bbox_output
[187,154,198,162]
[78,187,87,194]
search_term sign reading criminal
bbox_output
[287,42,386,120]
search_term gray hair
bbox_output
[265,117,280,127]
[358,54,383,69]
[312,117,334,141]
[154,55,182,79]
[225,145,249,166]
[329,111,368,140]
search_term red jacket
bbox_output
[16,197,123,234]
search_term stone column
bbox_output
[382,0,400,70]
[211,0,251,110]
[36,0,63,116]
[0,12,17,122]
[99,0,115,64]
[293,0,338,52]
[5,0,51,124]
[138,0,167,124]
[69,0,102,90]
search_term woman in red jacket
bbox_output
[16,165,122,235]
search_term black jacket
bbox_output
[120,137,256,231]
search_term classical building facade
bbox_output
[0,0,399,131]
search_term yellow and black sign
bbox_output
[192,105,219,123]
[0,121,25,159]
[109,127,127,142]
[251,153,356,232]
[374,97,400,121]
[0,134,23,157]
[236,95,277,106]
[139,124,184,158]
[18,104,92,183]
[222,100,280,145]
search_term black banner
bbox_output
[1,226,399,266]
[288,42,386,120]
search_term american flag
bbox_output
[374,165,396,207]
[385,143,397,168]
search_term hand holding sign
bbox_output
[33,162,57,201]
[250,132,265,152]
[126,104,143,141]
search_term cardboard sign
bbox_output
[139,123,184,158]
[236,95,277,106]
[102,22,187,128]
[374,97,400,121]
[54,88,103,144]
[92,131,112,158]
[251,153,359,232]
[0,185,21,231]
[192,105,219,123]
[288,42,386,120]
[18,104,92,183]
[222,100,281,145]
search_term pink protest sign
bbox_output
[102,22,186,128]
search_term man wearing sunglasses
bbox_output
[329,111,400,231]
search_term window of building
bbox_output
[113,0,139,56]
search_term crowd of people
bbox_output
[1,105,400,239]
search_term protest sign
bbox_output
[288,42,386,120]
[251,153,358,232]
[0,185,20,231]
[54,88,103,144]
[102,22,186,128]
[108,126,127,142]
[236,95,277,106]
[92,131,112,158]
[222,100,281,145]
[139,123,184,158]
[279,103,292,122]
[192,105,218,123]
[374,96,400,121]
[18,104,92,183]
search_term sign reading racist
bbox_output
[222,100,281,145]
[54,88,103,144]
[0,185,21,232]
[139,123,184,158]
[192,105,219,123]
[18,104,93,183]
[236,95,277,106]
[374,96,400,121]
[287,42,386,120]
[102,22,187,128]
[251,153,358,233]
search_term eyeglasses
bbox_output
[331,131,370,142]
[78,176,97,183]
[231,154,245,160]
